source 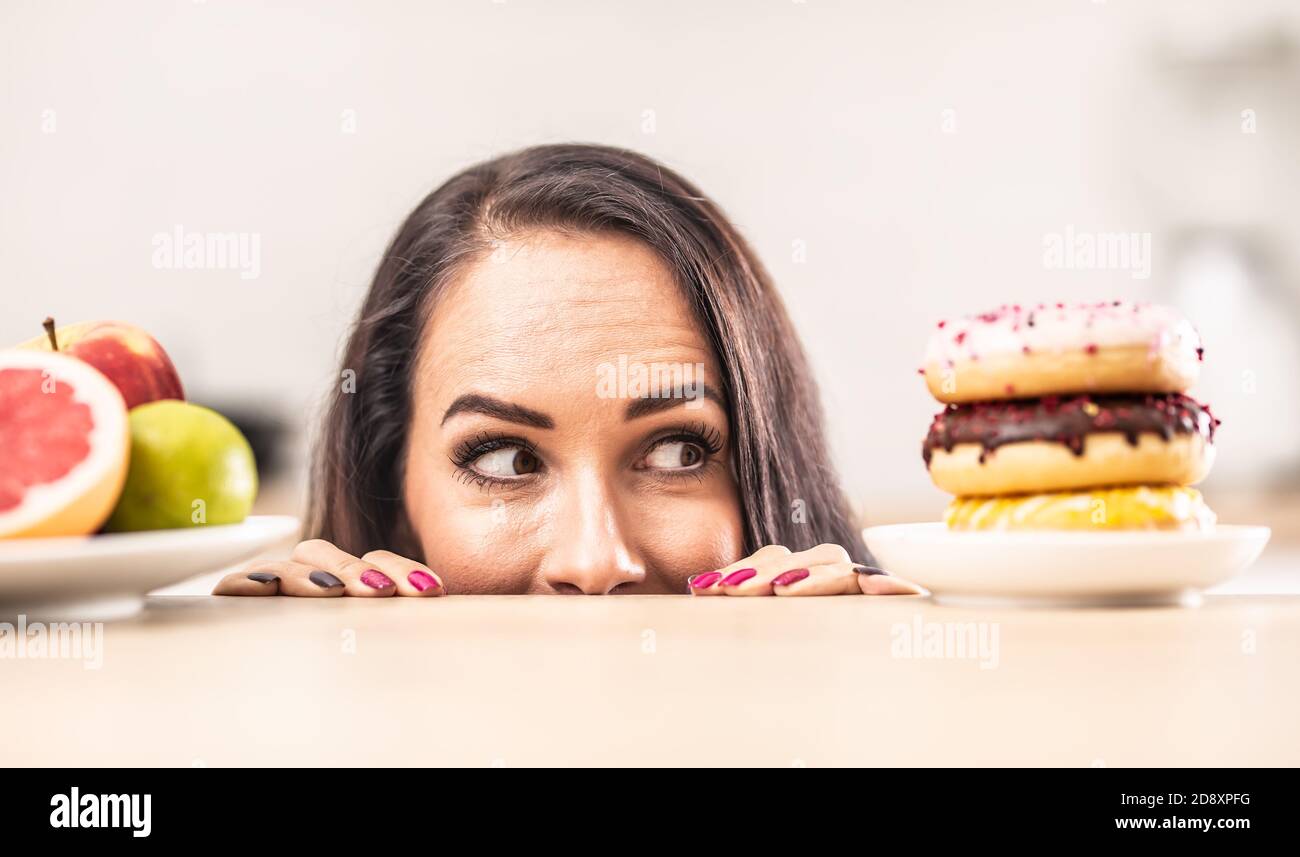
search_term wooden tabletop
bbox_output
[2,593,1297,767]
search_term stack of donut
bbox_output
[920,301,1220,530]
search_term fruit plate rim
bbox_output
[0,515,301,561]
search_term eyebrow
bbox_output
[441,393,555,429]
[441,385,727,428]
[624,384,725,420]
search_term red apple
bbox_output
[20,318,185,410]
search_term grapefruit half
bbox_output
[0,350,130,538]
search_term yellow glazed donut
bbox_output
[922,393,1218,496]
[944,486,1216,531]
[922,302,1202,403]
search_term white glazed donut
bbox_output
[921,301,1202,403]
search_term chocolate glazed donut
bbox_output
[923,393,1218,466]
[922,393,1220,497]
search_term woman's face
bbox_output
[403,229,745,594]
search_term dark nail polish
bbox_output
[309,570,344,588]
[854,565,888,576]
[247,572,279,584]
[360,569,395,590]
[772,568,811,587]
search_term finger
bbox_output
[713,563,780,596]
[712,544,789,578]
[214,560,348,598]
[213,561,288,596]
[855,565,927,596]
[686,570,728,595]
[288,540,395,597]
[688,544,790,595]
[361,550,445,597]
[771,563,864,596]
[786,542,853,568]
[717,543,854,596]
[270,560,350,597]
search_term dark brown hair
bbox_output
[308,143,868,564]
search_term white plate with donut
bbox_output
[863,523,1271,607]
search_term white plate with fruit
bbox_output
[1,318,288,619]
[0,516,300,620]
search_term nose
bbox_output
[538,470,644,594]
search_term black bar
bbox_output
[0,768,1284,843]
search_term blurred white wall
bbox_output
[3,0,1298,522]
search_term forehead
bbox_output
[418,230,715,399]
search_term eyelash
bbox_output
[638,422,726,486]
[643,422,725,464]
[449,432,539,490]
[447,423,725,490]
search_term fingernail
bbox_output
[688,571,722,590]
[408,570,440,592]
[854,565,888,576]
[309,570,344,588]
[772,568,811,587]
[247,572,279,584]
[719,567,757,586]
[361,569,394,590]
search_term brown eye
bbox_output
[472,447,540,478]
[512,449,539,475]
[644,440,706,471]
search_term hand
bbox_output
[686,543,924,596]
[213,539,446,597]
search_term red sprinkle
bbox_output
[955,331,967,345]
[1084,343,1099,355]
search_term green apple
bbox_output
[105,401,258,531]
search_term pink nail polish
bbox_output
[689,571,722,590]
[771,568,810,587]
[719,567,757,586]
[361,569,394,589]
[408,570,440,592]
